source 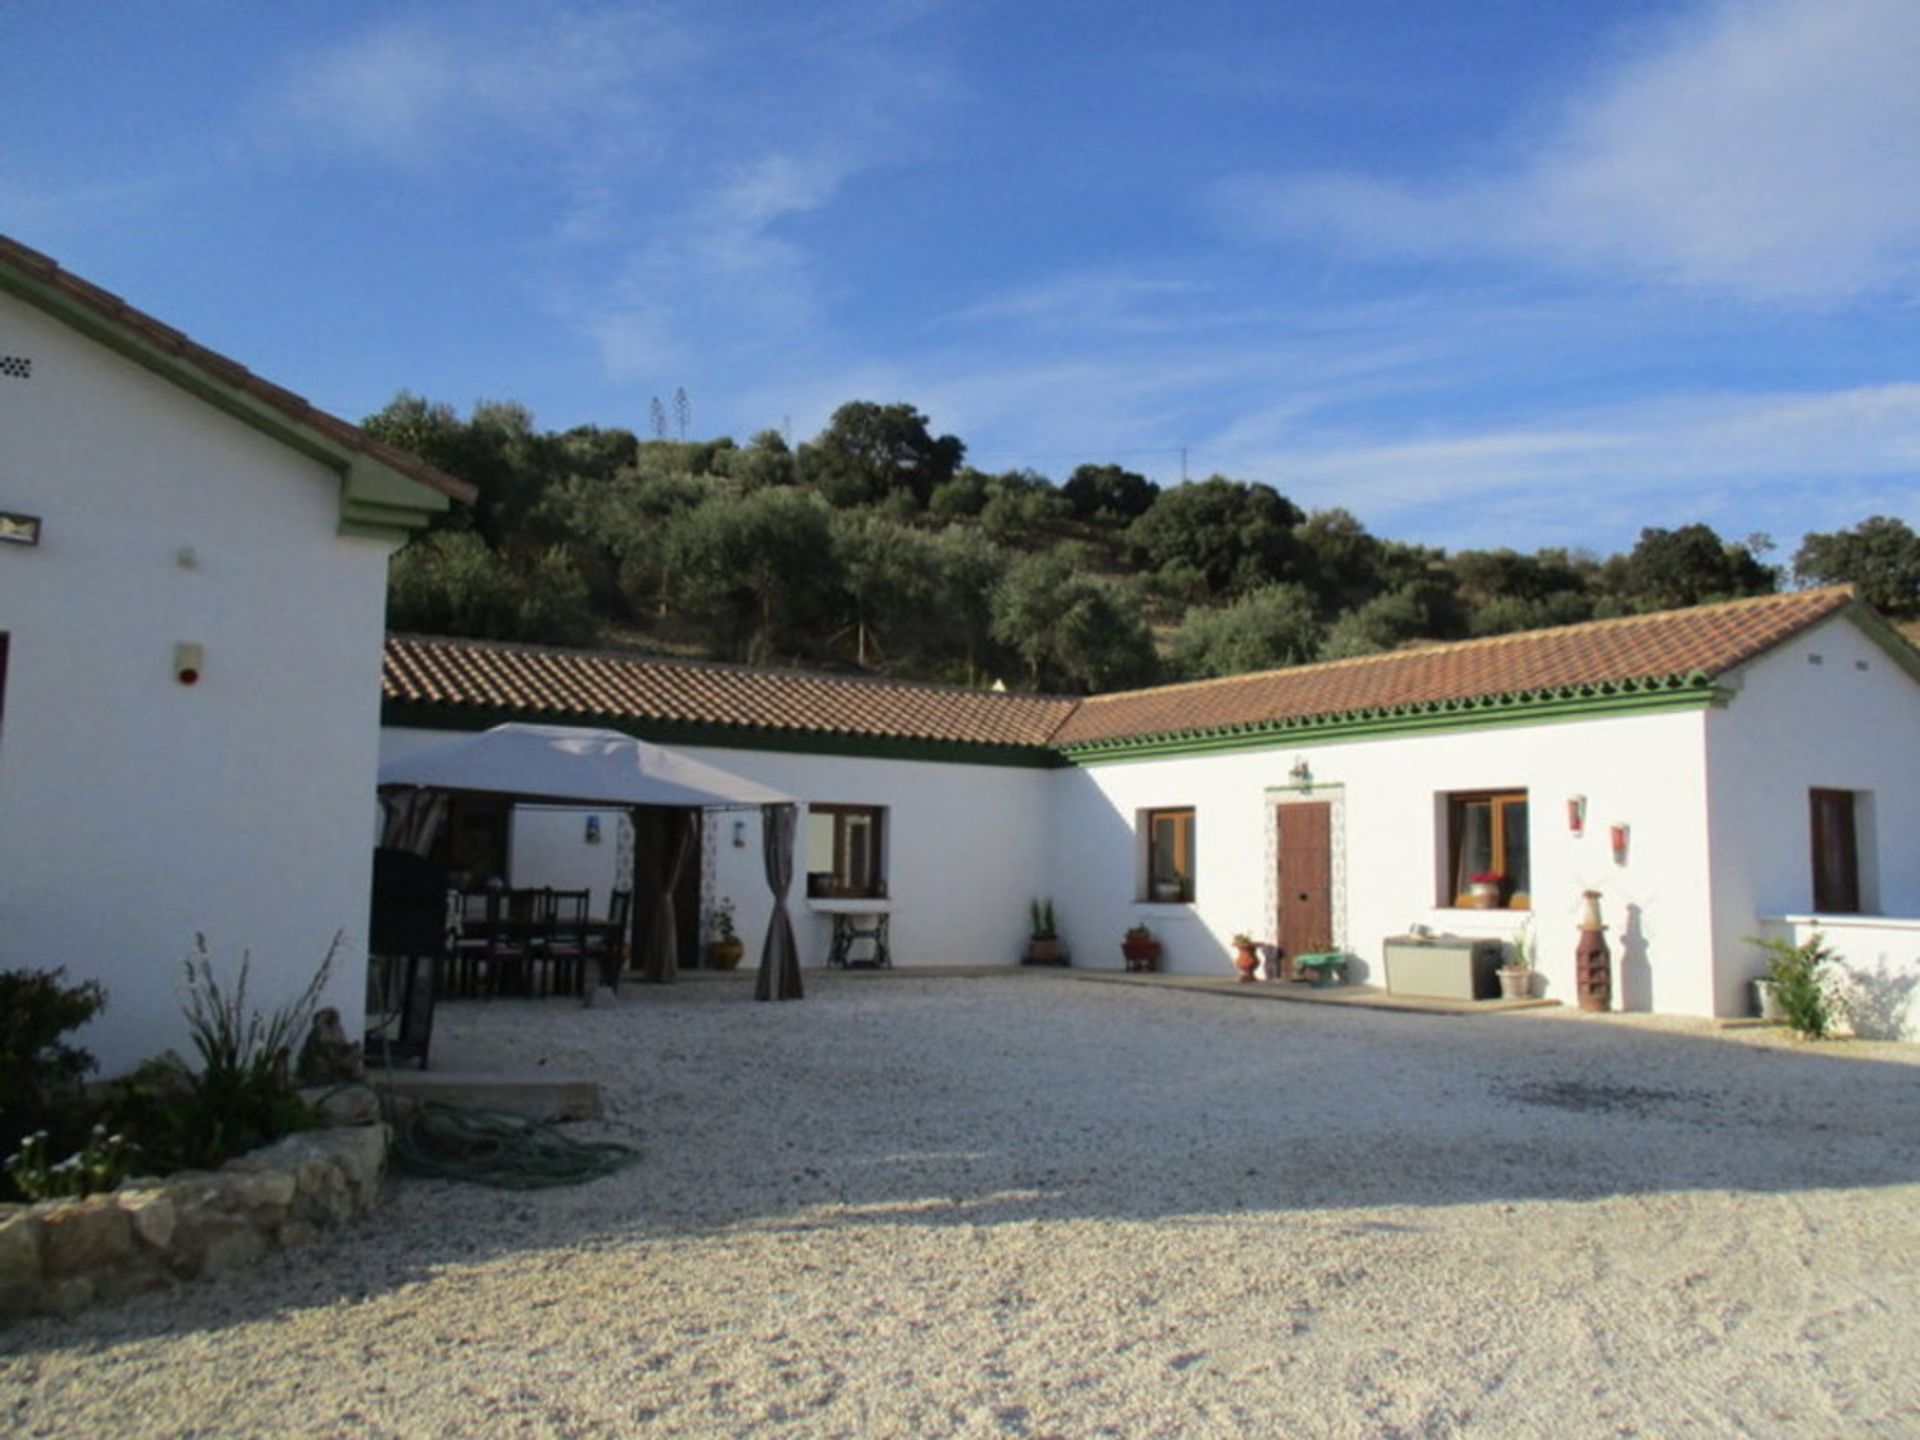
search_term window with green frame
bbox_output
[1145,807,1195,903]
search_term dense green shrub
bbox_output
[1753,933,1842,1040]
[3,943,345,1196]
[0,968,107,1197]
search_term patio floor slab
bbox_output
[1061,968,1561,1015]
[368,1066,601,1121]
[745,962,1562,1016]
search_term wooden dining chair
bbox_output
[587,888,634,995]
[492,887,549,997]
[451,889,502,998]
[544,888,592,997]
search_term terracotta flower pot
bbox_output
[1232,943,1259,982]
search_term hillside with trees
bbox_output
[370,394,1920,695]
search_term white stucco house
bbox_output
[381,585,1920,1034]
[0,236,471,1074]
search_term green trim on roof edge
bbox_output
[1058,675,1727,766]
[0,267,451,543]
[381,700,1068,769]
[380,595,1913,765]
[1841,599,1920,687]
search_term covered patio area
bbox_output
[370,723,812,1064]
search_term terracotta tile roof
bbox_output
[0,234,474,505]
[384,634,1080,750]
[1053,587,1861,747]
[386,590,1869,754]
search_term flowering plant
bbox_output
[1469,871,1504,885]
[1232,932,1256,947]
[1507,923,1535,972]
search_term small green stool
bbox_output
[1294,951,1348,987]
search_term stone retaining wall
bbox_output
[0,1095,387,1324]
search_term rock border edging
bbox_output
[0,1090,387,1324]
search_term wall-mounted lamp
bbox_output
[172,642,204,686]
[0,511,42,547]
[1609,823,1630,865]
[732,818,748,849]
[1567,794,1586,835]
[1289,758,1312,786]
[584,814,602,845]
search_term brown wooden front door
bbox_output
[1809,788,1859,914]
[1277,802,1333,976]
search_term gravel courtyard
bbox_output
[4,972,1919,1438]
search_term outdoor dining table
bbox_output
[445,894,628,998]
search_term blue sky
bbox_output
[5,0,1917,556]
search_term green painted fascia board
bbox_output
[1059,680,1726,767]
[381,699,1068,769]
[1,268,448,542]
[341,459,444,539]
[387,673,1734,770]
[1842,599,1920,687]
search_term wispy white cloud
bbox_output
[276,4,953,393]
[277,7,691,169]
[0,170,185,239]
[1217,0,1920,304]
[1228,382,1920,548]
[583,149,856,381]
[948,271,1206,336]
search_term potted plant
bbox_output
[1750,932,1840,1038]
[1027,897,1064,965]
[706,897,745,970]
[1465,871,1504,908]
[1122,923,1161,973]
[1230,932,1260,983]
[1498,925,1533,999]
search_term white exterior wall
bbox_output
[1705,616,1920,1017]
[0,293,396,1074]
[509,807,629,898]
[379,727,1053,969]
[378,610,1918,1025]
[1046,708,1720,1013]
[681,745,1052,969]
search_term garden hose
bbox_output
[379,1093,638,1190]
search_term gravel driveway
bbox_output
[5,972,1919,1438]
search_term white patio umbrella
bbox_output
[378,724,800,996]
[377,722,791,809]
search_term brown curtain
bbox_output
[379,789,448,857]
[636,808,697,984]
[755,803,803,1001]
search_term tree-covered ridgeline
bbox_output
[368,394,1920,695]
